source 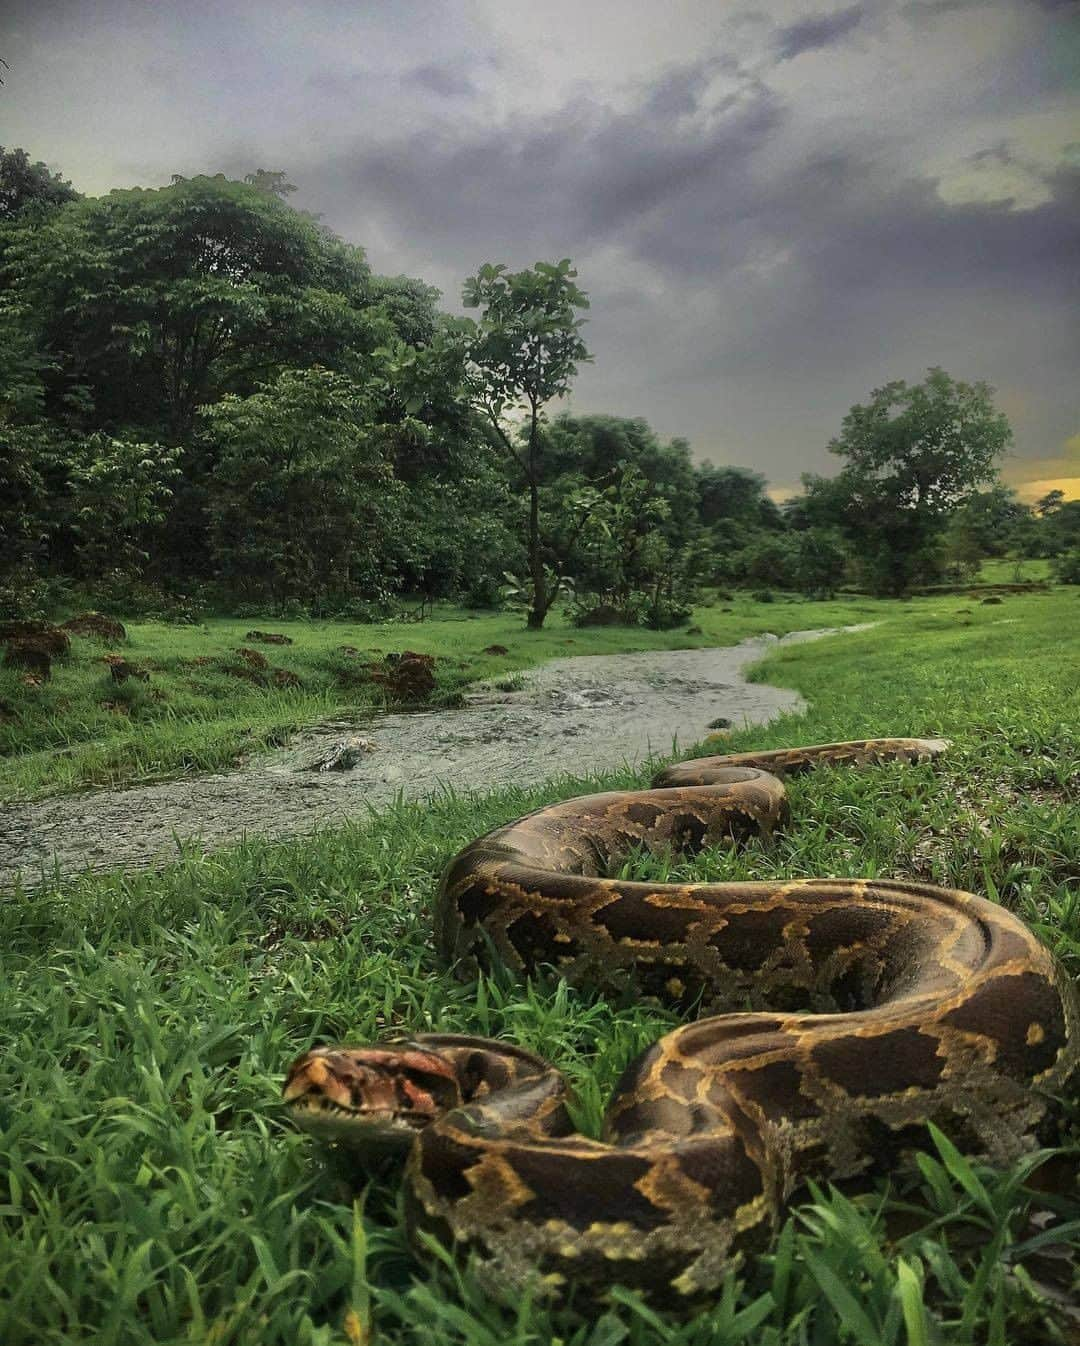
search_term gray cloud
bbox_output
[1,0,1076,486]
[293,44,1076,479]
[315,60,784,266]
[406,63,476,97]
[772,5,864,60]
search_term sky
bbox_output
[2,0,1078,500]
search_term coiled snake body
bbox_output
[284,739,1078,1305]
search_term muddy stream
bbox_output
[0,627,865,889]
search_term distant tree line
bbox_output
[1,150,1076,628]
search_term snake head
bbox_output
[282,1044,464,1155]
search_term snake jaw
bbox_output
[282,1045,464,1153]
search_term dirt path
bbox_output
[0,628,860,889]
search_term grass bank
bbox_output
[0,593,891,803]
[0,590,1076,1343]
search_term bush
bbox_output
[460,573,505,610]
[67,570,209,623]
[0,564,62,622]
[739,535,800,589]
[751,588,775,603]
[568,589,693,630]
[642,594,693,629]
[1051,550,1080,584]
[568,598,643,627]
[318,594,402,623]
[792,527,849,597]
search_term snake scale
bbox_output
[284,738,1079,1306]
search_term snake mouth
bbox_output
[282,1045,464,1153]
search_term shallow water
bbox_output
[0,627,867,889]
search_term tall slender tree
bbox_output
[461,259,591,629]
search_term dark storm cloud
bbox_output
[312,56,1077,299]
[294,40,1077,479]
[2,0,1075,483]
[710,163,1080,369]
[903,1,986,14]
[406,63,476,97]
[771,5,864,60]
[315,60,784,262]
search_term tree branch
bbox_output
[483,404,529,476]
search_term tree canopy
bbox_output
[0,146,80,221]
[1,151,1072,624]
[462,259,592,628]
[806,368,1013,594]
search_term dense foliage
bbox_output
[0,158,1074,624]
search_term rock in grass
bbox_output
[1,627,70,658]
[3,640,52,681]
[61,612,126,642]
[371,651,437,702]
[104,656,149,683]
[230,647,269,670]
[245,630,293,645]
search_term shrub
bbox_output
[1051,549,1080,584]
[460,573,505,610]
[642,594,693,629]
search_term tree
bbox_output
[1044,500,1080,556]
[4,173,389,442]
[61,433,182,579]
[575,463,669,603]
[697,464,777,528]
[461,259,591,629]
[200,367,401,610]
[1035,488,1065,518]
[792,528,849,597]
[243,169,298,199]
[943,485,1030,574]
[819,368,1012,594]
[0,146,80,221]
[541,414,701,554]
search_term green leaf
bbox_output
[895,1258,929,1346]
[801,1246,884,1346]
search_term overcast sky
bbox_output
[3,0,1078,499]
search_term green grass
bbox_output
[975,557,1052,584]
[1,592,1077,1344]
[0,594,888,803]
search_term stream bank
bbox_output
[0,627,863,889]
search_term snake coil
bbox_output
[285,739,1078,1306]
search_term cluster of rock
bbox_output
[244,630,293,645]
[216,646,302,689]
[2,609,449,712]
[1,612,128,684]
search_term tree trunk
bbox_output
[526,473,547,629]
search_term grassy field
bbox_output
[975,557,1052,585]
[0,593,893,803]
[1,590,1077,1344]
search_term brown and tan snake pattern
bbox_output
[284,738,1079,1306]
